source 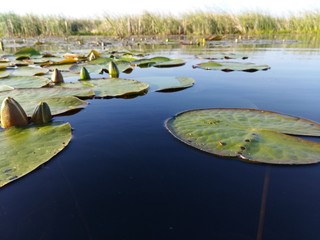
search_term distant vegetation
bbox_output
[0,11,320,37]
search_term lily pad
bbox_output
[132,56,184,68]
[196,53,248,60]
[11,66,49,76]
[0,76,50,88]
[153,59,186,68]
[136,76,195,92]
[165,108,320,164]
[0,122,72,188]
[0,88,91,115]
[193,61,270,72]
[63,78,149,98]
[15,47,40,57]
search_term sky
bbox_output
[1,0,320,18]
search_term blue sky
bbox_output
[1,0,319,17]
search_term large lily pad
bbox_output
[0,88,91,115]
[193,61,270,72]
[0,76,50,88]
[0,122,72,188]
[166,108,320,164]
[136,76,195,92]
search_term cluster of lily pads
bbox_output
[0,45,319,188]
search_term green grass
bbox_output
[0,11,320,37]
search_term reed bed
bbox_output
[0,11,320,37]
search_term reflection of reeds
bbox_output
[0,11,320,37]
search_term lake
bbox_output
[0,35,320,240]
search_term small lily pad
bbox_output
[166,108,320,164]
[193,61,270,72]
[132,56,185,68]
[153,59,186,68]
[15,47,40,56]
[136,76,195,92]
[196,53,248,60]
[0,122,72,188]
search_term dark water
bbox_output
[1,38,320,240]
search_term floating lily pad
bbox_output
[193,61,270,72]
[0,70,12,78]
[0,76,50,88]
[63,78,149,98]
[0,122,72,188]
[153,59,186,68]
[70,59,133,75]
[166,108,320,164]
[15,47,40,56]
[11,66,49,76]
[69,63,105,74]
[0,88,91,115]
[136,76,195,92]
[196,53,248,60]
[132,56,185,68]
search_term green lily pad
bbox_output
[15,47,40,56]
[0,122,72,188]
[0,70,12,78]
[196,53,249,60]
[0,76,50,88]
[69,63,105,74]
[63,78,149,98]
[70,60,133,75]
[166,108,320,164]
[0,88,91,115]
[193,61,270,72]
[132,56,171,68]
[153,59,186,68]
[136,76,195,92]
[11,66,49,76]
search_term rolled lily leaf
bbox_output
[79,67,91,80]
[31,102,52,124]
[166,108,320,164]
[0,97,28,128]
[108,61,120,78]
[51,68,64,83]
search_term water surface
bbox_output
[0,36,320,240]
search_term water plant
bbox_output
[0,96,28,128]
[166,108,320,164]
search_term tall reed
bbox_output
[0,11,319,37]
